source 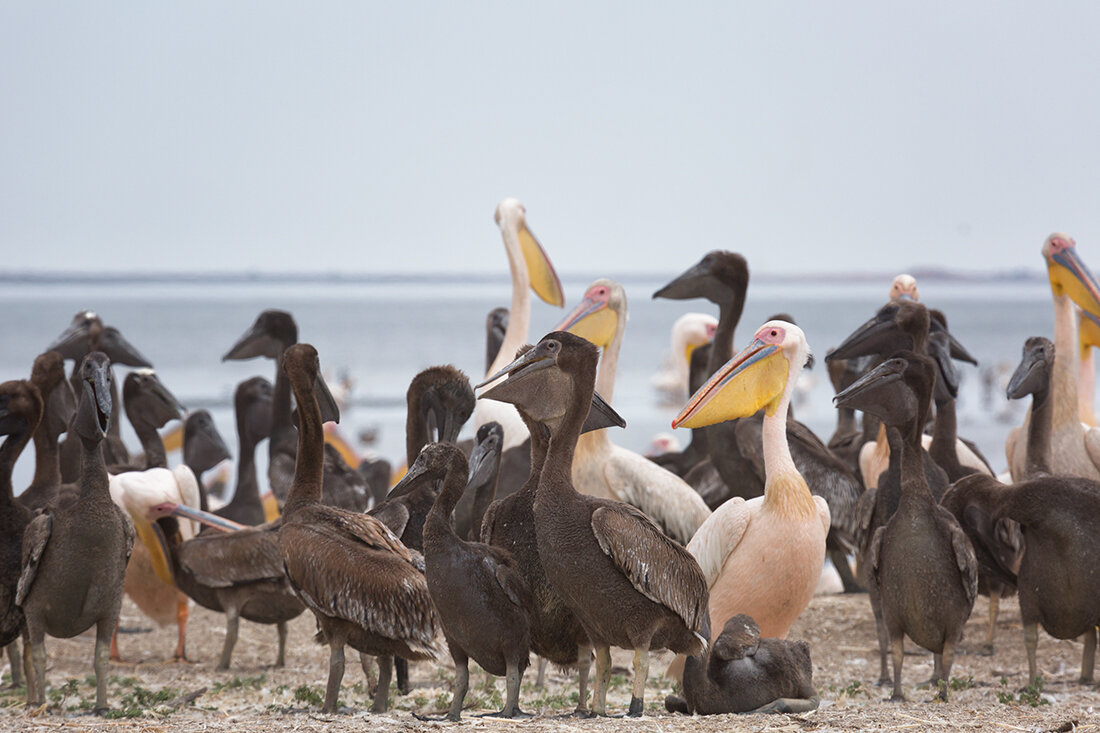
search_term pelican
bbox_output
[1077,307,1100,426]
[673,321,829,643]
[1006,234,1100,480]
[651,313,718,405]
[555,279,710,543]
[472,198,564,454]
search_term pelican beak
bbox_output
[148,502,247,532]
[89,363,113,437]
[927,332,960,400]
[1048,244,1100,316]
[132,513,175,585]
[581,390,627,433]
[467,431,502,488]
[261,491,281,521]
[518,223,564,307]
[46,320,91,360]
[315,373,340,424]
[388,453,433,499]
[100,327,153,368]
[827,312,898,362]
[653,260,709,301]
[476,341,557,401]
[223,322,281,361]
[554,296,617,349]
[833,357,910,419]
[673,339,786,429]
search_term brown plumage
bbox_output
[209,377,271,524]
[480,331,708,717]
[18,352,135,712]
[277,343,438,714]
[150,510,304,670]
[666,614,818,715]
[223,310,369,513]
[835,353,977,702]
[18,352,75,514]
[422,442,532,720]
[107,369,185,473]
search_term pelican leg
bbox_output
[750,695,820,713]
[371,655,393,713]
[24,635,42,707]
[447,652,469,721]
[574,645,591,716]
[323,631,347,713]
[93,617,112,713]
[628,646,649,717]
[535,656,547,688]
[4,642,21,688]
[217,603,240,671]
[871,594,890,685]
[22,637,35,700]
[1080,627,1097,683]
[358,653,377,694]
[395,657,410,694]
[830,550,863,593]
[591,645,611,716]
[173,599,189,662]
[274,621,288,668]
[109,623,122,663]
[937,641,956,701]
[1024,622,1040,684]
[888,633,905,702]
[984,590,1000,655]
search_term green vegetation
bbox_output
[996,676,1050,707]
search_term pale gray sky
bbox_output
[3,2,1099,276]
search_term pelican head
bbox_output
[889,274,919,302]
[1007,336,1055,401]
[223,309,298,361]
[653,250,749,306]
[1043,233,1100,316]
[672,320,809,430]
[494,198,565,308]
[553,279,625,349]
[674,313,718,368]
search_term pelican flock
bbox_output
[4,202,1100,726]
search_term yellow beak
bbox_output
[134,516,175,586]
[554,297,617,349]
[673,340,788,429]
[1048,246,1100,316]
[261,491,281,522]
[518,224,565,307]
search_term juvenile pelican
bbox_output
[1006,234,1100,480]
[555,279,711,543]
[673,322,829,642]
[473,198,564,454]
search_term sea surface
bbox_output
[0,275,1063,496]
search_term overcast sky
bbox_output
[3,3,1099,276]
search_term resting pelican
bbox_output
[472,198,564,454]
[1077,308,1100,426]
[651,313,718,405]
[673,321,829,642]
[555,279,711,543]
[1006,234,1100,480]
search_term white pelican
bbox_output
[673,321,829,642]
[472,198,564,451]
[651,313,718,405]
[1077,307,1100,426]
[1006,234,1100,480]
[554,279,711,544]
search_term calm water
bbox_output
[0,276,1061,495]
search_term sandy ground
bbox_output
[2,590,1098,732]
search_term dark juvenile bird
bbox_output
[18,352,76,514]
[665,614,818,715]
[207,377,272,524]
[835,353,977,702]
[182,410,232,494]
[278,344,438,714]
[452,422,503,541]
[19,352,135,712]
[107,369,185,473]
[422,442,532,720]
[480,331,707,716]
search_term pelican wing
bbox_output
[590,503,709,634]
[16,513,52,606]
[281,509,438,655]
[369,500,411,539]
[178,525,285,587]
[479,498,503,545]
[1084,426,1100,472]
[603,445,711,544]
[685,497,752,588]
[480,548,531,609]
[941,507,979,605]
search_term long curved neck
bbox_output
[132,414,167,469]
[1025,384,1054,478]
[0,428,32,503]
[707,291,744,376]
[426,466,465,536]
[487,226,532,378]
[542,374,595,495]
[228,426,260,511]
[79,434,109,499]
[405,398,426,467]
[282,377,325,516]
[898,410,932,504]
[29,412,60,489]
[929,397,959,471]
[271,349,293,433]
[596,323,623,404]
[761,367,817,518]
[1079,344,1095,425]
[1051,292,1081,432]
[518,418,549,497]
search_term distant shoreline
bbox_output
[0,268,1045,286]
